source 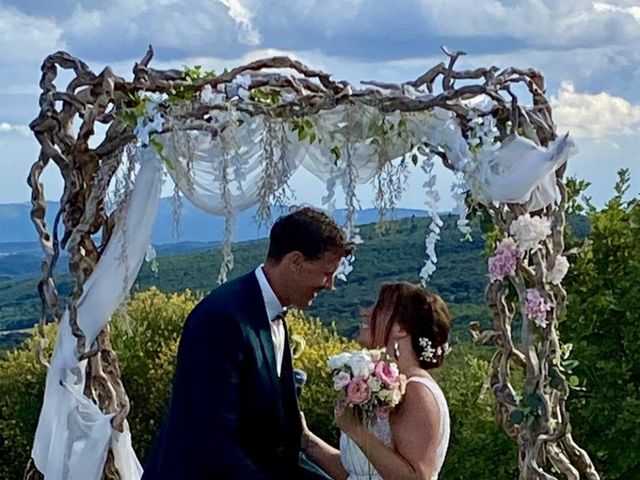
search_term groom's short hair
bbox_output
[267,206,354,262]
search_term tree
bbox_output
[561,169,640,479]
[434,344,519,479]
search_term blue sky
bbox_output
[0,0,638,211]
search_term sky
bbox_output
[0,0,639,211]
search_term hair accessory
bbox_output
[419,338,450,362]
[418,337,436,362]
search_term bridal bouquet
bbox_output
[327,348,406,421]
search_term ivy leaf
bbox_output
[150,138,174,170]
[330,145,341,162]
[526,393,542,409]
[510,410,525,425]
[564,359,579,371]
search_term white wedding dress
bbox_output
[340,376,450,480]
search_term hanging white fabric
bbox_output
[162,117,302,215]
[473,133,576,210]
[32,150,162,480]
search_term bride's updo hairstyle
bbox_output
[369,282,451,369]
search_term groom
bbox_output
[142,206,353,479]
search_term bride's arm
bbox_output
[336,382,440,480]
[301,413,349,480]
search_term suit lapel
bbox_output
[281,323,298,406]
[258,326,280,386]
[240,272,285,418]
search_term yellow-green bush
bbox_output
[0,290,353,478]
[0,288,198,479]
[0,288,519,480]
[287,310,358,444]
[434,345,519,479]
[110,288,199,461]
[0,324,54,480]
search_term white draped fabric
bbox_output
[162,105,411,215]
[472,133,577,211]
[161,104,574,217]
[32,151,163,480]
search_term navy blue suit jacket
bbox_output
[142,272,325,479]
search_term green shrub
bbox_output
[560,171,640,479]
[0,289,540,480]
[0,324,53,480]
[435,344,519,479]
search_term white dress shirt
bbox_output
[254,265,286,377]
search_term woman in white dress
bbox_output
[301,282,451,480]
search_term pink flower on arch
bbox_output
[525,289,552,328]
[488,238,521,282]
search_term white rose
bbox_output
[369,349,383,362]
[333,371,352,391]
[348,352,375,378]
[509,214,551,252]
[327,352,352,371]
[548,255,570,285]
[389,384,403,406]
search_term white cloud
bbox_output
[218,0,261,46]
[416,0,640,48]
[594,2,640,21]
[0,7,65,63]
[4,0,639,64]
[0,123,30,136]
[58,0,258,61]
[552,82,640,138]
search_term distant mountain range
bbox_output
[0,200,430,278]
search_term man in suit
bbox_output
[142,207,353,479]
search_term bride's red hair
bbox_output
[369,282,451,369]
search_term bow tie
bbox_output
[272,309,287,323]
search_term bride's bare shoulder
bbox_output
[391,378,440,428]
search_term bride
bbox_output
[301,282,451,480]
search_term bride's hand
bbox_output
[334,402,365,440]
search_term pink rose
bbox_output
[374,360,399,388]
[347,376,372,405]
[333,371,352,391]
